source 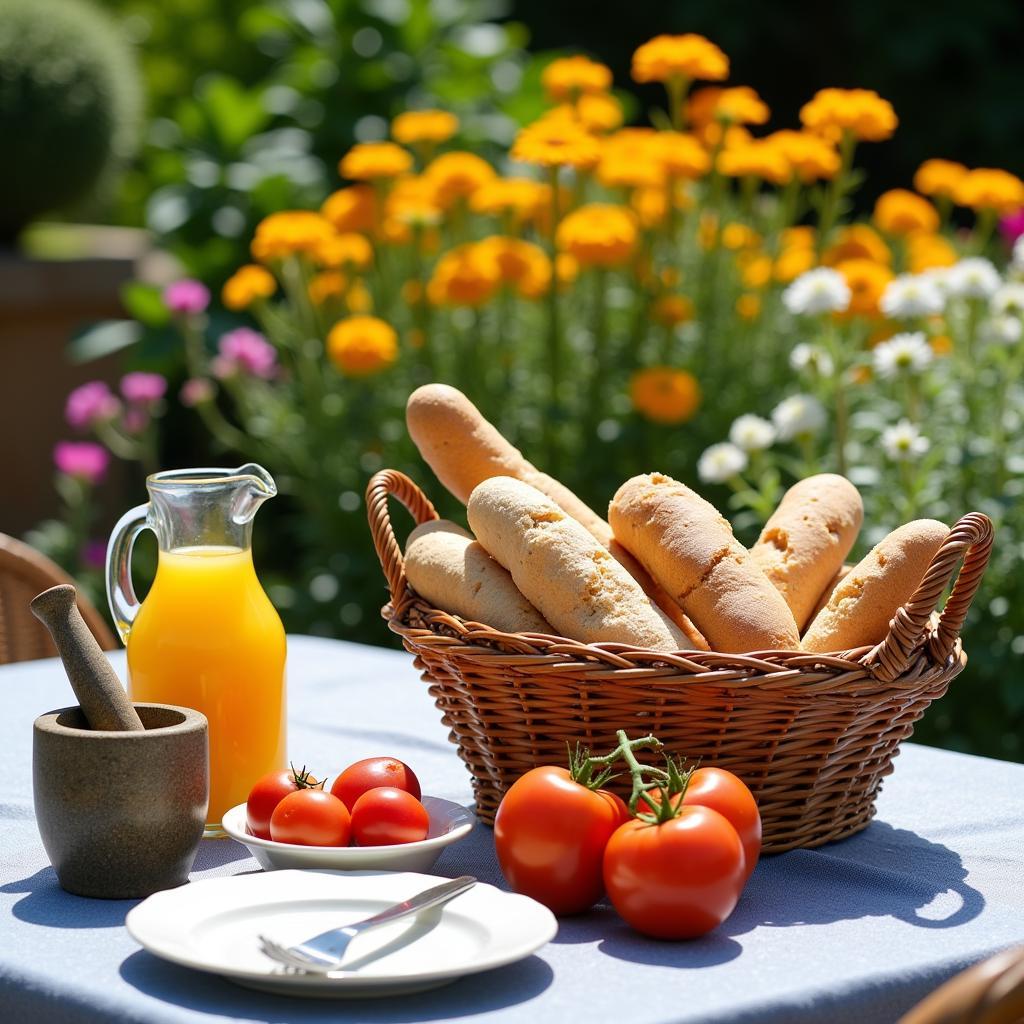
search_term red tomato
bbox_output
[494,766,630,916]
[246,767,320,839]
[351,787,430,846]
[603,805,746,939]
[269,789,351,847]
[331,757,421,811]
[638,768,761,880]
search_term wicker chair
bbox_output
[901,945,1024,1024]
[0,533,117,664]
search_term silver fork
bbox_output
[258,875,477,974]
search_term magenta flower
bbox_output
[180,378,215,407]
[80,540,108,570]
[212,328,278,380]
[163,279,210,316]
[121,372,167,405]
[122,407,150,435]
[65,381,120,430]
[54,441,110,485]
[999,208,1024,246]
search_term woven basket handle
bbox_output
[366,469,439,604]
[866,512,994,682]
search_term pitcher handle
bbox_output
[105,502,152,644]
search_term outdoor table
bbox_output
[2,635,1022,1024]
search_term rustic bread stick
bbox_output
[405,520,552,635]
[807,563,854,626]
[467,477,688,652]
[802,519,948,653]
[750,474,864,631]
[609,473,801,653]
[406,383,709,649]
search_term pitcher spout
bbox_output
[231,463,277,525]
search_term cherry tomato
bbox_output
[494,766,630,916]
[603,805,746,939]
[246,767,319,839]
[638,767,761,880]
[269,789,351,846]
[331,757,421,811]
[351,787,430,846]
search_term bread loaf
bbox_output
[609,473,801,653]
[467,477,688,652]
[750,474,864,631]
[405,520,552,635]
[802,519,948,653]
[807,563,854,626]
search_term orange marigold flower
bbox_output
[631,34,728,85]
[222,264,276,310]
[721,223,761,250]
[631,187,667,228]
[596,128,672,188]
[930,334,953,356]
[873,189,939,236]
[799,88,897,143]
[555,252,579,288]
[541,55,612,101]
[836,258,894,317]
[738,251,772,289]
[391,109,459,146]
[736,293,761,320]
[326,315,397,376]
[478,236,552,299]
[765,130,840,183]
[321,185,376,234]
[699,122,752,151]
[470,177,549,226]
[556,203,638,268]
[913,159,968,200]
[782,226,817,250]
[575,93,623,133]
[822,224,891,267]
[424,152,496,209]
[651,294,695,327]
[385,176,443,227]
[251,211,336,263]
[308,270,347,306]
[657,131,711,179]
[686,85,769,127]
[512,116,602,169]
[315,232,374,270]
[907,232,958,273]
[339,141,412,181]
[718,141,789,186]
[630,366,701,424]
[954,168,1024,214]
[774,245,815,284]
[426,243,501,307]
[346,280,374,313]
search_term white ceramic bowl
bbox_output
[221,796,474,873]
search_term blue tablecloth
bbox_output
[1,636,1022,1024]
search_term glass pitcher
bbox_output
[106,465,287,837]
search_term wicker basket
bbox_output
[367,469,994,853]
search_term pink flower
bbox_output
[80,540,108,570]
[65,381,120,430]
[180,378,216,407]
[53,442,110,485]
[163,279,210,315]
[1000,208,1024,245]
[121,372,167,405]
[212,328,278,380]
[122,407,150,435]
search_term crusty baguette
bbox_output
[467,477,688,652]
[807,563,854,626]
[405,520,553,635]
[750,474,864,631]
[406,383,709,649]
[609,473,801,653]
[802,519,948,653]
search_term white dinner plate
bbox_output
[125,869,557,998]
[221,796,474,873]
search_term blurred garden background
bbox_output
[2,0,1023,762]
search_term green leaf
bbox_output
[121,283,172,327]
[198,76,271,153]
[68,320,143,364]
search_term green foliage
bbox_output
[0,0,141,241]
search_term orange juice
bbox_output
[127,546,287,831]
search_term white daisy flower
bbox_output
[697,442,748,483]
[1012,235,1024,272]
[881,420,930,462]
[872,332,934,379]
[771,394,827,441]
[782,268,851,316]
[981,315,1023,346]
[879,274,945,318]
[990,282,1024,317]
[729,414,776,452]
[789,343,835,377]
[945,257,1001,299]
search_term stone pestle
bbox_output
[30,585,145,732]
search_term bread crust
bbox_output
[750,474,864,631]
[405,520,552,635]
[467,477,688,652]
[608,473,801,653]
[801,519,948,653]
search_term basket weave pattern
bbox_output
[367,470,994,853]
